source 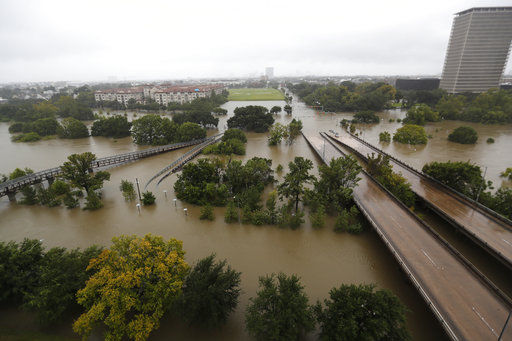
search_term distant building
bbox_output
[265,67,274,79]
[440,7,512,93]
[94,84,226,106]
[395,78,440,91]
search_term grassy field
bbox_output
[228,88,285,101]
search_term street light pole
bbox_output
[475,166,488,203]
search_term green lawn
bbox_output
[228,88,285,101]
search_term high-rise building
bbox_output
[440,7,512,93]
[265,67,274,79]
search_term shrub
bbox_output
[200,204,215,221]
[309,205,326,229]
[224,201,239,223]
[119,180,136,201]
[448,126,478,144]
[334,206,362,234]
[486,137,495,143]
[403,103,440,125]
[142,191,156,206]
[379,131,391,142]
[351,111,379,123]
[393,124,427,145]
[57,118,89,139]
[12,132,41,142]
[250,210,268,225]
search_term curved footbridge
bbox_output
[144,133,223,190]
[0,138,210,201]
[325,130,512,271]
[303,131,512,341]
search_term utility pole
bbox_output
[475,166,487,203]
[135,178,142,202]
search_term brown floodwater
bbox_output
[2,99,511,340]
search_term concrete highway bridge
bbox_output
[0,137,212,201]
[303,131,512,341]
[325,130,512,271]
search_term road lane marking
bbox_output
[503,239,512,247]
[389,216,402,229]
[472,306,498,337]
[421,249,437,267]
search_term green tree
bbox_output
[224,200,239,223]
[60,152,110,194]
[175,254,241,328]
[119,180,136,201]
[268,123,287,145]
[199,204,215,220]
[436,95,465,120]
[0,239,44,304]
[287,119,303,143]
[91,115,132,138]
[315,284,410,341]
[270,106,282,114]
[19,185,38,205]
[24,246,102,325]
[379,131,391,142]
[334,206,362,234]
[227,106,274,132]
[310,204,326,228]
[403,103,440,125]
[73,235,189,341]
[448,126,478,144]
[283,104,292,114]
[315,156,362,212]
[422,161,488,199]
[393,124,427,145]
[131,114,178,145]
[278,157,315,213]
[352,111,380,123]
[142,191,156,205]
[84,190,103,210]
[177,122,207,142]
[222,128,247,143]
[266,191,278,225]
[9,167,34,180]
[245,273,314,341]
[57,117,89,139]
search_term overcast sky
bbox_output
[0,0,511,83]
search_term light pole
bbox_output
[475,166,488,203]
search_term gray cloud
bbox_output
[0,0,510,82]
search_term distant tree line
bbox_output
[288,81,396,112]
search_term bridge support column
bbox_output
[7,192,16,202]
[47,177,55,186]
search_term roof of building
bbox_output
[456,7,512,16]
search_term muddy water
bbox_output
[4,98,511,340]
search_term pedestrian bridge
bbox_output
[0,137,211,200]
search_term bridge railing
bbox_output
[317,132,512,325]
[145,134,223,189]
[333,130,512,228]
[0,138,207,196]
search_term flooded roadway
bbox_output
[1,99,511,340]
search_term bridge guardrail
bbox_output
[0,138,207,197]
[326,131,511,266]
[337,130,512,229]
[320,132,512,306]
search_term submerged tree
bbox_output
[175,254,241,329]
[73,235,189,341]
[278,157,315,213]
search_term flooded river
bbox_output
[1,99,511,340]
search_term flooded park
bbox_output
[1,98,511,340]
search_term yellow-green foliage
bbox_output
[73,234,189,341]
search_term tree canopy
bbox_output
[278,157,315,212]
[245,273,314,341]
[91,115,132,138]
[403,103,440,125]
[314,284,410,341]
[392,124,427,145]
[227,106,274,132]
[131,114,205,145]
[448,126,478,144]
[73,234,189,341]
[174,254,241,329]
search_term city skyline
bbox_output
[1,0,512,83]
